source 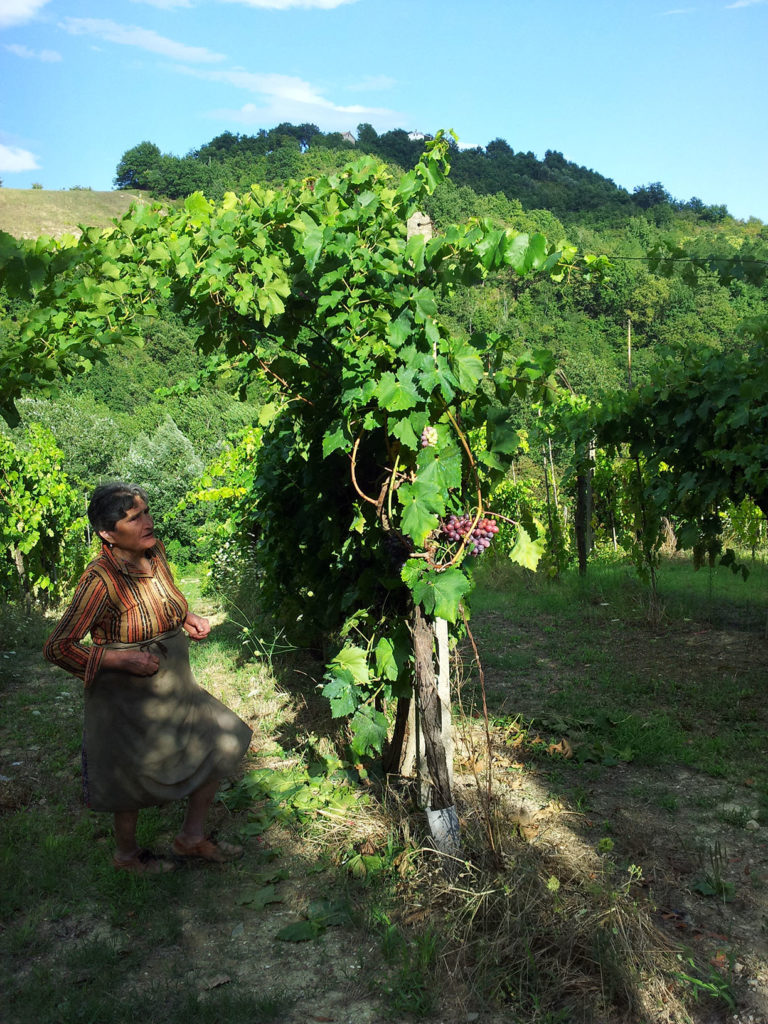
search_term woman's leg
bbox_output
[177,778,219,842]
[113,809,140,862]
[113,808,174,873]
[173,780,242,862]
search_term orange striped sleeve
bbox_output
[43,569,110,684]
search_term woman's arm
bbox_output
[43,571,110,684]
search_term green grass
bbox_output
[0,187,149,240]
[467,554,768,787]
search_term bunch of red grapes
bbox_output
[441,514,499,556]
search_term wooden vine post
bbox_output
[399,212,461,857]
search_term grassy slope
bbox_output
[0,188,149,239]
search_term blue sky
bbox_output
[2,0,767,221]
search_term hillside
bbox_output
[0,188,148,240]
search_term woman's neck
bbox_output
[110,546,153,574]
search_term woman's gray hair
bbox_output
[87,482,149,534]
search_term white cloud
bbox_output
[218,0,358,9]
[171,64,399,132]
[178,64,398,124]
[725,0,767,7]
[0,143,39,172]
[5,42,61,60]
[346,74,396,93]
[0,0,50,29]
[210,100,399,134]
[59,17,226,64]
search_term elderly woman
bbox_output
[44,482,252,874]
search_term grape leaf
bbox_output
[525,233,548,272]
[391,414,419,451]
[321,676,359,718]
[414,287,437,320]
[387,310,413,348]
[509,527,545,571]
[322,422,347,458]
[431,568,471,622]
[329,645,369,686]
[450,338,485,391]
[375,370,420,412]
[349,706,389,757]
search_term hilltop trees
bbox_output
[113,141,162,190]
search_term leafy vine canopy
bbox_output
[1,133,606,755]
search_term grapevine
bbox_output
[1,134,604,773]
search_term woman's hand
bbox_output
[101,648,159,676]
[184,612,211,641]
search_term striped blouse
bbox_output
[43,541,189,686]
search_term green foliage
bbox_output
[15,392,126,483]
[113,141,162,190]
[225,760,363,832]
[122,415,204,548]
[0,423,86,604]
[17,124,765,763]
[4,134,609,756]
[588,336,768,572]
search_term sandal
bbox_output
[172,834,243,863]
[113,848,176,874]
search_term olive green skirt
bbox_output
[82,628,252,812]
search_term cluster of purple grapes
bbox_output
[441,514,499,556]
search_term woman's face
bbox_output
[100,496,156,557]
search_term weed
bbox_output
[692,841,736,902]
[374,913,440,1019]
[674,955,736,1010]
[657,791,679,813]
[720,804,751,829]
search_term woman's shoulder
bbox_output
[79,552,119,589]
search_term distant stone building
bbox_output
[341,131,356,144]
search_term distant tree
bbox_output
[31,182,42,189]
[114,141,162,190]
[701,203,729,223]
[544,149,567,170]
[264,141,302,182]
[123,416,204,549]
[268,122,321,151]
[356,122,379,150]
[376,128,419,168]
[153,154,216,199]
[486,138,514,159]
[16,393,127,483]
[632,181,672,209]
